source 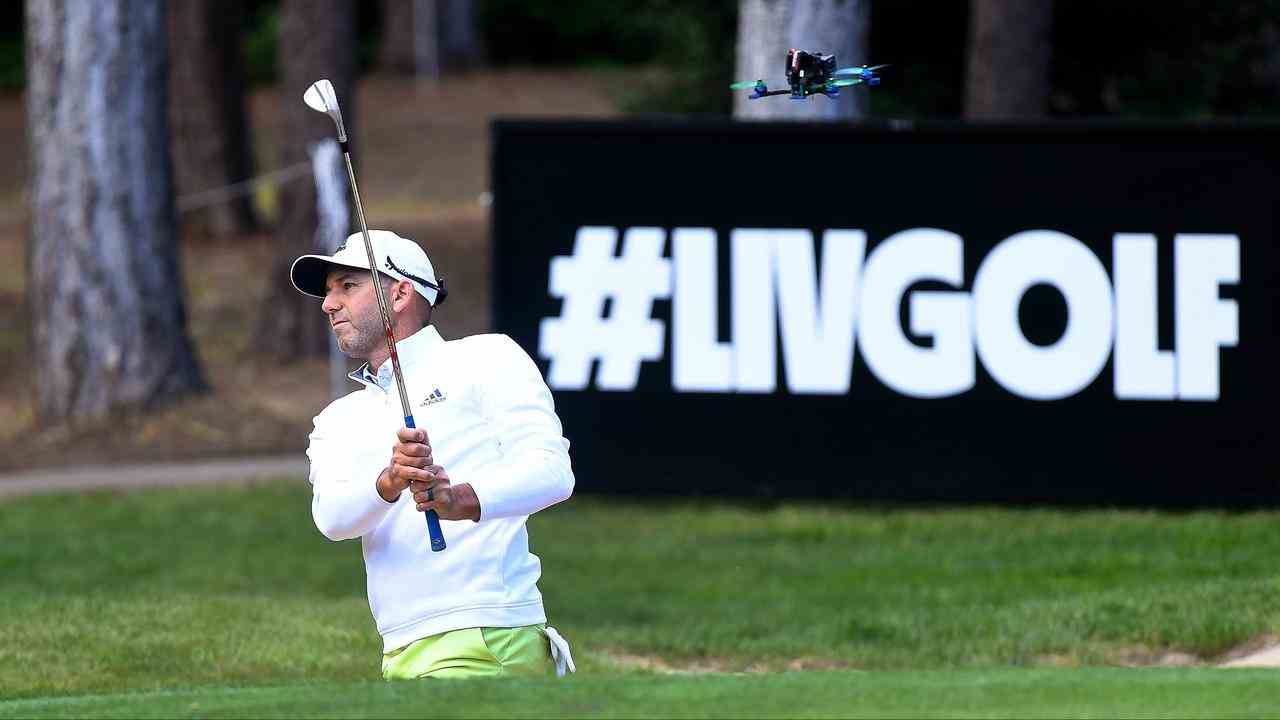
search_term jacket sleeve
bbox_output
[466,335,575,520]
[307,407,399,541]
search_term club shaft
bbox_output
[341,150,447,553]
[341,152,413,420]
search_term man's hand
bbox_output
[377,427,434,502]
[410,467,481,521]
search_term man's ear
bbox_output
[398,281,417,311]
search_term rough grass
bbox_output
[1,482,1277,706]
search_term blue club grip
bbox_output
[425,507,447,552]
[405,415,447,552]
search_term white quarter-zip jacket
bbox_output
[306,325,575,652]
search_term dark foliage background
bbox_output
[1,0,1277,117]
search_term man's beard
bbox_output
[334,307,383,359]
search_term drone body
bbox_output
[731,49,887,100]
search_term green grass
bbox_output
[3,669,1278,719]
[1,481,1278,715]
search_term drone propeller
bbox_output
[830,78,865,87]
[834,64,890,76]
[730,80,765,90]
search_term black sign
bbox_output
[491,120,1278,507]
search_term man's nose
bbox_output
[322,293,340,314]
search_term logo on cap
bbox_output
[386,256,431,288]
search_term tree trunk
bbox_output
[438,0,484,72]
[734,0,870,121]
[168,0,258,238]
[256,0,356,360]
[378,0,417,74]
[380,0,482,76]
[412,0,440,81]
[26,0,206,425]
[964,0,1054,119]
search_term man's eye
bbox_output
[344,282,357,290]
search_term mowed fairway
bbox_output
[5,670,1278,718]
[1,481,1278,717]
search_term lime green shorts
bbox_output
[382,624,555,680]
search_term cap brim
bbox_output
[289,254,370,299]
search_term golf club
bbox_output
[304,78,446,553]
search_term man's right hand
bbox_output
[377,427,434,502]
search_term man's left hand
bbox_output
[409,465,481,521]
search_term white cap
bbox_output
[290,230,446,306]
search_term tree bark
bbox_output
[168,0,257,238]
[256,0,357,360]
[26,0,206,425]
[378,0,417,74]
[964,0,1054,119]
[379,0,482,75]
[438,0,484,72]
[734,0,870,121]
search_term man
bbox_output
[290,230,576,679]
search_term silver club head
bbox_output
[303,79,347,142]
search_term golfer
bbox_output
[290,230,576,680]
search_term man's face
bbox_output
[322,270,385,358]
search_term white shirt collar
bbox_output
[348,325,444,391]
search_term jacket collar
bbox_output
[348,325,444,391]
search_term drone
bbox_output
[731,49,888,100]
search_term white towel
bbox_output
[544,626,576,677]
